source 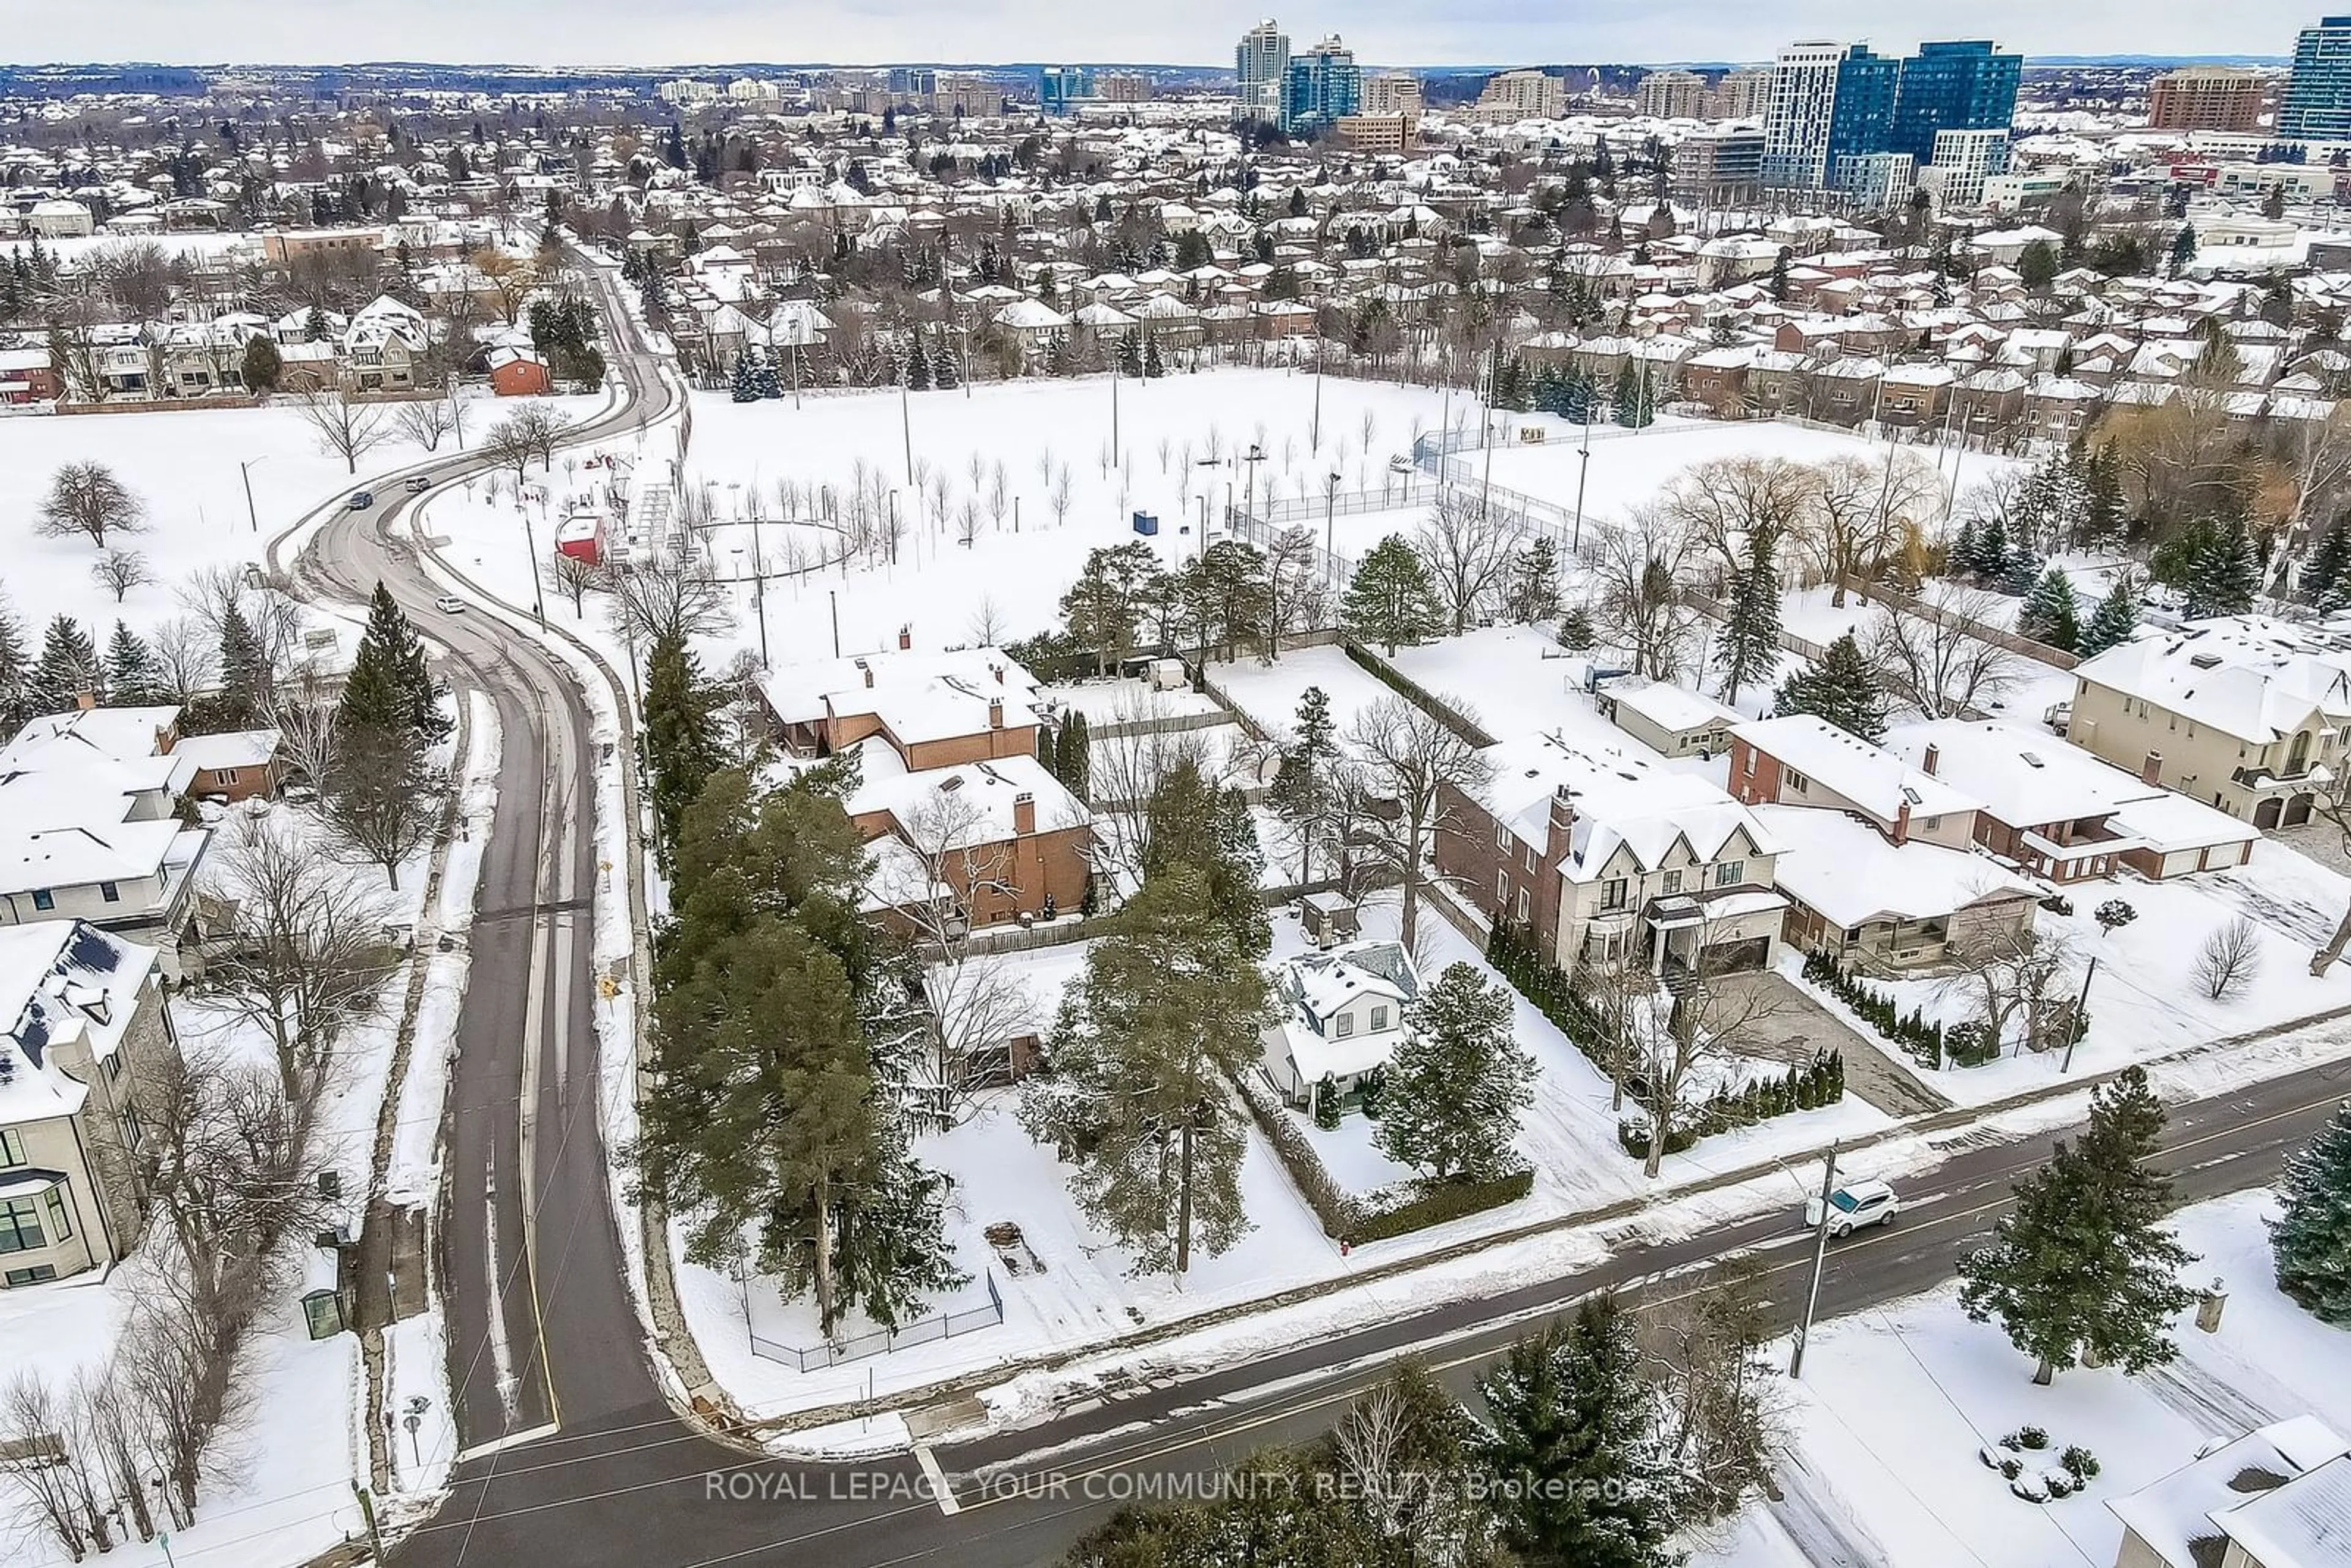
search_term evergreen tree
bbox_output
[1377,962,1535,1180]
[1502,536,1562,625]
[1053,710,1091,801]
[1115,329,1144,378]
[931,332,959,390]
[1060,541,1166,676]
[214,607,269,730]
[2169,223,2197,276]
[1611,361,1638,425]
[904,334,931,391]
[2184,516,2260,618]
[2271,1101,2351,1324]
[1714,524,1782,703]
[1616,366,1655,429]
[0,591,31,736]
[1773,631,1887,743]
[2016,566,2082,653]
[729,350,759,402]
[1957,509,2008,580]
[2302,522,2351,606]
[1018,868,1272,1279]
[102,621,163,707]
[1558,603,1598,650]
[1958,1067,2197,1383]
[1142,759,1269,958]
[1340,533,1445,655]
[348,583,445,745]
[751,350,782,400]
[28,615,100,714]
[1998,546,2045,598]
[1142,334,1164,378]
[1269,685,1339,885]
[2079,579,2140,656]
[1475,1298,1685,1568]
[641,629,724,871]
[241,334,282,392]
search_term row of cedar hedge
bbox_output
[1341,642,1499,746]
[1231,1068,1532,1244]
[1487,921,1848,1160]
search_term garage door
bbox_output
[1704,936,1772,973]
[2285,793,2314,827]
[2256,797,2284,830]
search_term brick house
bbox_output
[1438,734,1787,979]
[1728,715,1981,850]
[759,640,1044,768]
[850,752,1092,932]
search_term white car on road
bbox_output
[1805,1179,1899,1237]
[433,594,466,614]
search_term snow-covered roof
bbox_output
[0,920,157,1127]
[1754,805,2036,929]
[1733,715,1979,826]
[1265,939,1421,1086]
[2107,1416,2349,1568]
[848,749,1087,849]
[2074,616,2351,745]
[173,729,281,773]
[759,645,1040,730]
[1477,731,1780,883]
[1885,720,2131,831]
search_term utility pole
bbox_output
[899,358,913,486]
[520,500,547,628]
[1572,410,1592,552]
[2061,956,2098,1073]
[351,1484,385,1561]
[1790,1141,1839,1379]
[829,588,841,658]
[239,459,261,533]
[1311,329,1324,454]
[749,512,770,665]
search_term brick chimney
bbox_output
[991,662,1005,685]
[74,689,98,712]
[1893,798,1911,846]
[1921,742,1939,777]
[2142,749,2164,787]
[898,623,912,650]
[989,696,1005,730]
[1545,785,1577,863]
[1012,791,1036,836]
[857,658,873,688]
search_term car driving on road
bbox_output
[433,594,466,613]
[346,490,375,510]
[406,475,434,493]
[1805,1179,1899,1237]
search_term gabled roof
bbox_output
[2074,617,2351,745]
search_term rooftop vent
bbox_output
[2022,752,2045,769]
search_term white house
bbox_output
[1261,940,1422,1115]
[2108,1414,2350,1568]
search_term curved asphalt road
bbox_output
[287,262,2351,1568]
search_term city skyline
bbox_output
[0,2,2331,71]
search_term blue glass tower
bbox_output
[2282,17,2351,141]
[1890,40,2022,164]
[1824,46,1900,167]
[1281,36,1361,135]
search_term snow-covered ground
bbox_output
[1695,1190,2351,1568]
[0,394,593,656]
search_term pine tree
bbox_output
[752,350,782,399]
[642,629,723,870]
[1502,536,1562,625]
[1018,868,1271,1279]
[2184,516,2260,618]
[1958,1067,2198,1383]
[1774,631,1887,743]
[2303,522,2351,606]
[1714,524,1782,704]
[1958,510,2008,580]
[729,350,758,402]
[214,607,268,729]
[1270,685,1339,885]
[1054,710,1091,801]
[1377,962,1535,1180]
[2271,1101,2351,1324]
[1999,546,2045,598]
[1475,1298,1685,1568]
[349,583,446,745]
[2017,566,2082,653]
[1143,759,1269,958]
[1142,334,1164,378]
[0,591,31,736]
[1611,362,1638,425]
[1116,329,1144,378]
[1340,534,1445,656]
[1558,603,1598,649]
[28,615,100,714]
[102,621,163,707]
[2079,579,2140,656]
[931,332,959,390]
[904,334,931,391]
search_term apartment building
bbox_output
[1362,74,1424,116]
[1337,113,1418,154]
[1637,69,1709,119]
[2148,66,2268,132]
[1475,68,1567,121]
[2281,15,2351,141]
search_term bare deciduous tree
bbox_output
[605,548,737,648]
[1088,689,1213,884]
[1661,455,1813,587]
[1865,583,2019,719]
[36,462,147,548]
[2194,916,2262,1001]
[202,820,397,1104]
[1415,490,1516,634]
[90,547,153,603]
[1592,503,1703,681]
[1262,524,1325,657]
[1344,695,1492,951]
[295,388,392,475]
[550,551,607,615]
[394,398,457,453]
[1798,451,1941,603]
[1938,923,2082,1055]
[1613,955,1787,1179]
[150,615,218,702]
[967,594,1008,647]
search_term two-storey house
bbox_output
[1260,940,1422,1115]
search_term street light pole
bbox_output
[2061,956,2098,1073]
[239,458,263,533]
[1572,411,1592,552]
[749,512,770,666]
[1790,1141,1840,1380]
[520,500,548,629]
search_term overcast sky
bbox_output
[7,2,2323,69]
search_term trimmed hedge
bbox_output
[1491,923,1845,1160]
[1801,948,1946,1068]
[1341,642,1499,746]
[1231,1068,1531,1244]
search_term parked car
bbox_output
[405,475,434,494]
[1387,454,1412,473]
[1805,1179,1899,1238]
[433,594,466,614]
[347,490,375,511]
